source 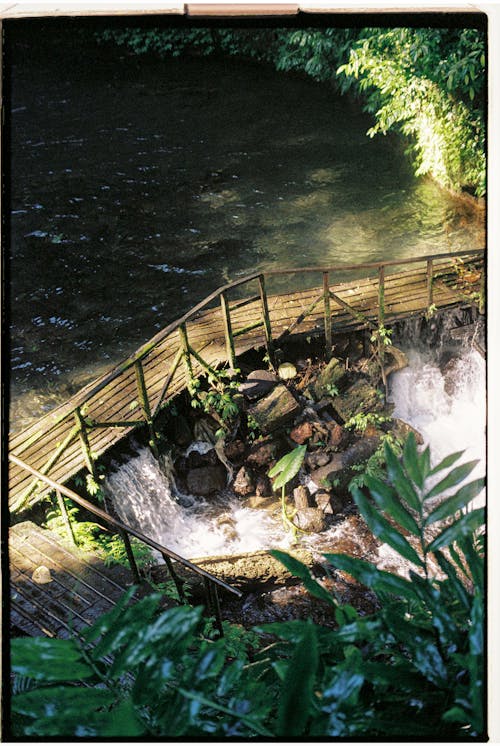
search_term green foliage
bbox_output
[45,501,153,568]
[11,437,485,739]
[370,323,393,347]
[269,445,307,535]
[337,27,485,196]
[189,368,241,435]
[268,444,307,492]
[344,411,391,433]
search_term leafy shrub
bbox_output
[10,436,485,739]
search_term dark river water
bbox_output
[7,29,485,432]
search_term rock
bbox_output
[384,346,409,378]
[32,565,52,584]
[239,370,279,400]
[255,475,272,497]
[224,439,246,464]
[293,507,325,533]
[333,380,384,422]
[290,421,314,444]
[247,437,282,469]
[232,465,255,497]
[278,362,297,380]
[392,418,424,445]
[248,384,301,434]
[309,437,381,490]
[305,450,330,470]
[186,465,227,496]
[313,357,345,400]
[293,484,311,510]
[172,414,193,446]
[326,421,344,447]
[183,548,316,590]
[309,454,344,489]
[314,490,334,514]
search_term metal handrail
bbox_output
[9,453,242,632]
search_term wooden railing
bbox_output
[9,453,242,635]
[9,249,484,513]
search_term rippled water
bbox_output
[7,29,485,430]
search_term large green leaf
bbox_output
[324,553,418,601]
[276,621,318,737]
[433,549,471,610]
[384,441,420,511]
[364,474,420,535]
[424,460,479,501]
[429,449,465,476]
[426,508,485,552]
[108,605,203,677]
[11,638,94,682]
[351,486,424,567]
[268,445,306,491]
[269,549,336,606]
[12,686,118,737]
[402,432,425,489]
[425,478,484,525]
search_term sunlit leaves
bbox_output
[268,445,306,492]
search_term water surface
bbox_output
[8,30,485,430]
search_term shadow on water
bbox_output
[6,25,484,430]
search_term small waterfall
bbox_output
[389,312,485,507]
[389,345,485,507]
[104,446,290,559]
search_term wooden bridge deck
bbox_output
[8,252,483,513]
[9,521,143,639]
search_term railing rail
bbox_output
[9,249,484,513]
[11,249,484,438]
[9,453,242,634]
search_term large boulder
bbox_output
[313,357,345,400]
[309,436,381,490]
[332,380,385,423]
[293,507,326,533]
[232,465,256,497]
[247,384,301,434]
[246,437,283,470]
[186,465,227,496]
[239,370,279,400]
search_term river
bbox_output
[7,27,484,432]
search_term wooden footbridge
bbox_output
[9,250,483,514]
[8,250,483,638]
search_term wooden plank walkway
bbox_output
[9,521,145,639]
[8,251,483,513]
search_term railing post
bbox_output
[75,407,99,481]
[377,265,385,330]
[178,323,195,389]
[377,265,388,399]
[426,258,434,308]
[134,359,160,459]
[55,488,76,546]
[203,577,224,638]
[120,529,141,584]
[323,271,332,360]
[162,552,186,603]
[258,275,275,368]
[220,291,237,371]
